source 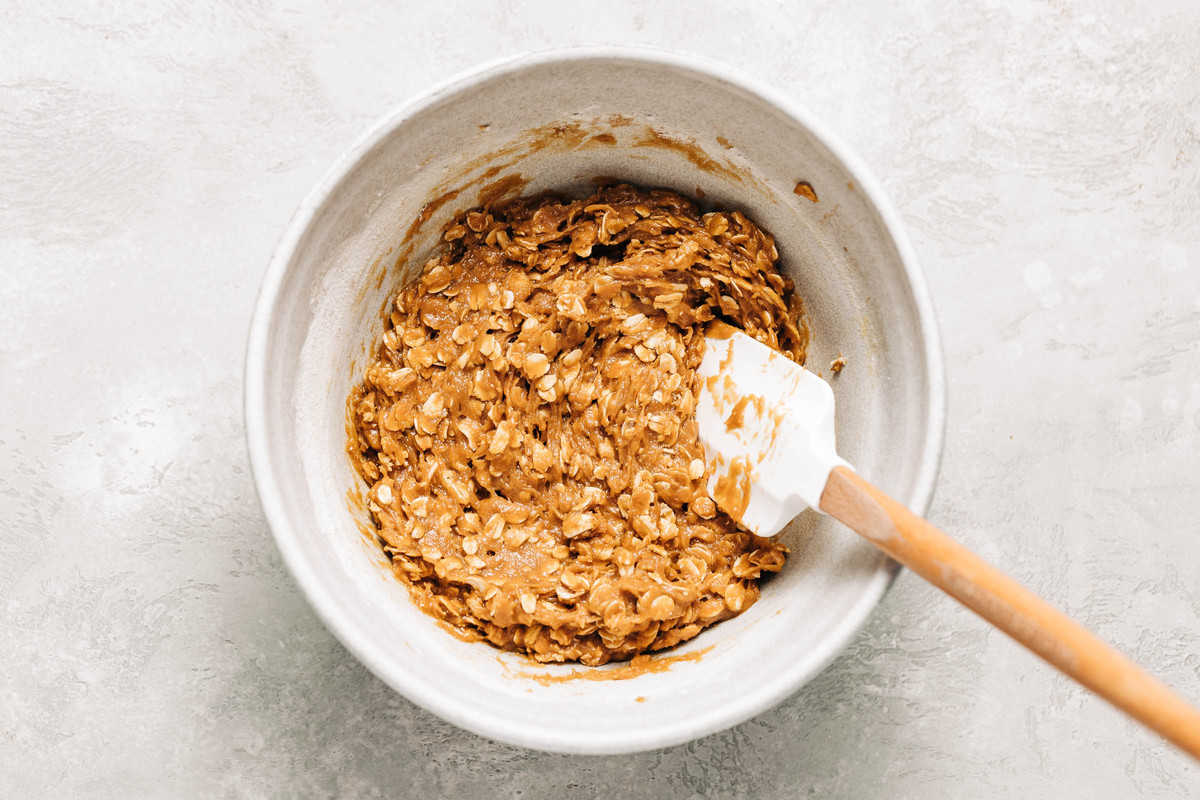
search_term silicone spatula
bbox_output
[696,322,1200,760]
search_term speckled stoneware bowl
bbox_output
[245,48,945,754]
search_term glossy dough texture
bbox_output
[348,184,806,664]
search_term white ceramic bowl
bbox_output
[245,48,944,754]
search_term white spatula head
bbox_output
[695,323,850,537]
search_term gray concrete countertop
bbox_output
[3,1,1199,796]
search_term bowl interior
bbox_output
[250,52,941,754]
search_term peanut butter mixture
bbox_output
[347,184,807,665]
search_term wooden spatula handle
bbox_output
[819,466,1200,760]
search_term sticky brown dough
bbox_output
[347,183,808,665]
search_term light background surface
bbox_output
[3,1,1199,796]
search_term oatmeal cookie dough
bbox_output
[348,183,808,665]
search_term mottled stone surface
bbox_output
[2,1,1199,796]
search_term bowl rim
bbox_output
[244,45,947,754]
